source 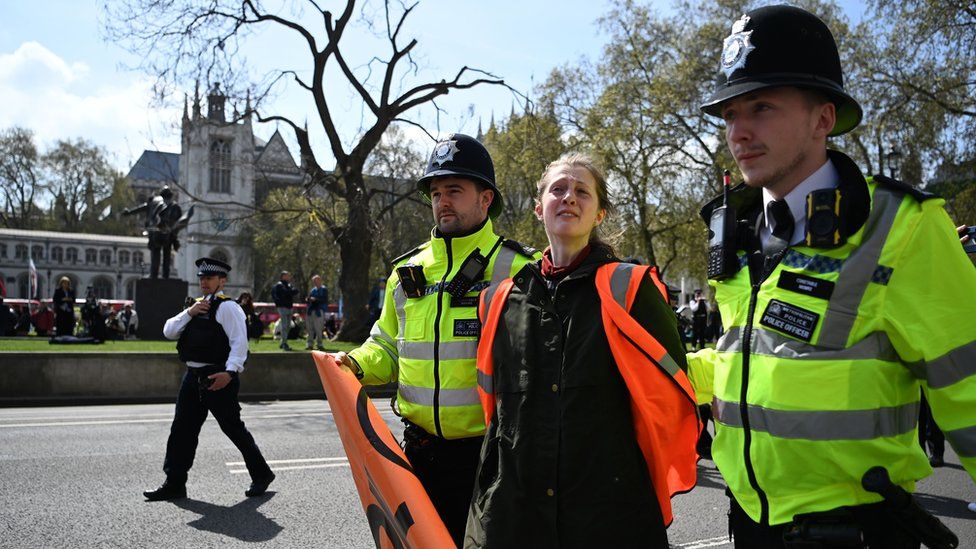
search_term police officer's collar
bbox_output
[761,159,839,240]
[700,150,869,246]
[429,217,496,259]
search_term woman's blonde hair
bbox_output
[58,276,71,288]
[536,153,619,246]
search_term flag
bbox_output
[28,254,38,303]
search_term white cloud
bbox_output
[0,41,180,171]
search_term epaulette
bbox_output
[501,238,539,258]
[872,174,938,202]
[391,241,430,265]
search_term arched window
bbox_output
[133,251,144,266]
[119,251,130,265]
[209,139,232,193]
[125,278,138,301]
[99,249,112,265]
[91,276,113,300]
[31,245,44,260]
[0,243,7,259]
[66,247,78,263]
[15,244,27,260]
[85,249,97,264]
[51,247,64,263]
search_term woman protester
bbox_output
[465,154,700,548]
[237,292,264,340]
[52,277,76,337]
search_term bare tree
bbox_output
[104,0,515,340]
[0,127,44,229]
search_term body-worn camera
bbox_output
[396,264,427,299]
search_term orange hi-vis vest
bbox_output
[476,262,700,526]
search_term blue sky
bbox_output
[0,1,865,172]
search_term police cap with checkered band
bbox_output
[416,133,504,219]
[196,257,231,277]
[700,5,862,136]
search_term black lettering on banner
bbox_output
[777,271,835,300]
[454,319,480,337]
[759,299,819,342]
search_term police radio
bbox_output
[444,249,488,299]
[707,170,740,280]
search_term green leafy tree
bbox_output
[483,110,566,250]
[43,138,117,233]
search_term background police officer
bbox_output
[144,257,275,501]
[689,5,976,548]
[333,133,538,545]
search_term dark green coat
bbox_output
[464,246,687,548]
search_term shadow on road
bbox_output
[915,492,974,521]
[695,462,728,491]
[173,494,283,542]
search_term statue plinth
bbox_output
[135,279,188,340]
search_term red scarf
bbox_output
[541,245,592,281]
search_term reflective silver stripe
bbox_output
[716,326,900,363]
[906,340,976,389]
[481,282,501,324]
[944,425,976,458]
[819,188,902,349]
[398,340,478,361]
[658,353,680,376]
[609,263,637,309]
[477,370,493,395]
[490,246,517,285]
[713,397,919,440]
[369,322,396,347]
[393,284,407,346]
[398,383,480,407]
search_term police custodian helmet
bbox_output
[416,133,504,219]
[700,5,862,136]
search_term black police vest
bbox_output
[176,296,232,365]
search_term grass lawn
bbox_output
[0,336,359,353]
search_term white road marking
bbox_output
[676,536,732,548]
[227,457,348,466]
[229,463,350,474]
[0,411,366,428]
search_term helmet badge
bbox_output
[431,140,460,167]
[721,15,754,78]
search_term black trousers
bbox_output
[692,319,708,349]
[918,394,945,459]
[402,423,482,548]
[729,496,921,548]
[162,367,272,484]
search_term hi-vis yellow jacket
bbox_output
[349,219,538,440]
[688,152,976,526]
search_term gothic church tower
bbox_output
[176,83,255,296]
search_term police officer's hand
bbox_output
[188,300,210,317]
[207,371,231,391]
[332,352,353,373]
[958,225,972,244]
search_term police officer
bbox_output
[144,257,275,501]
[689,5,976,548]
[333,133,538,545]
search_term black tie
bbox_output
[766,199,794,256]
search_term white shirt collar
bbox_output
[761,159,839,246]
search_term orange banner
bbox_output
[311,352,453,549]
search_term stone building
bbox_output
[0,83,304,302]
[126,83,304,297]
[0,228,146,300]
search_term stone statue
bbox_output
[123,186,194,279]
